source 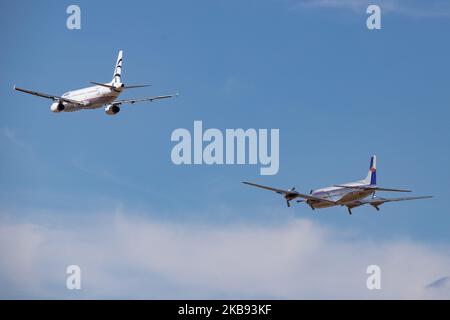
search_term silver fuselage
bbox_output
[308,183,374,209]
[51,85,121,112]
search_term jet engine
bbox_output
[105,104,120,115]
[50,101,65,112]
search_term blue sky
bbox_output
[1,0,450,298]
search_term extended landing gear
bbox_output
[347,208,352,215]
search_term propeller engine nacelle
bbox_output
[105,104,120,115]
[50,101,65,112]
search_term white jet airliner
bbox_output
[243,156,432,214]
[14,50,177,115]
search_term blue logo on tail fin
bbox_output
[369,156,376,185]
[370,169,376,185]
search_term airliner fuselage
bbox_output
[15,50,176,116]
[52,85,122,112]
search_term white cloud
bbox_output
[0,210,449,299]
[425,277,450,299]
[293,0,450,18]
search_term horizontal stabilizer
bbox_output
[90,81,151,89]
[123,84,152,89]
[90,81,117,89]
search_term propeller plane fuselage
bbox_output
[243,155,432,215]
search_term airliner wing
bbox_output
[112,94,178,106]
[333,185,411,192]
[14,86,84,106]
[242,182,336,204]
[346,196,432,208]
